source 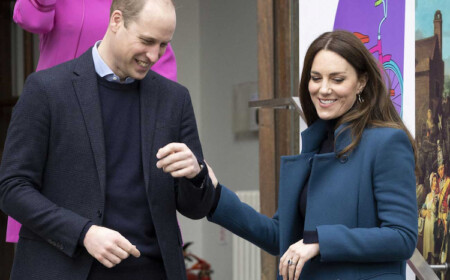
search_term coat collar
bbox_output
[300,119,352,154]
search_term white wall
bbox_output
[172,1,259,279]
[171,1,204,258]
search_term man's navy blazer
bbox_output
[0,49,215,280]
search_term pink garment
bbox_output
[7,0,178,243]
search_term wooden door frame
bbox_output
[0,1,15,279]
[258,0,299,279]
[0,1,34,279]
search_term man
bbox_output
[0,0,215,279]
[436,162,450,263]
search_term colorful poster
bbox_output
[415,1,450,278]
[334,0,405,116]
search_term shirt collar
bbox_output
[92,41,135,84]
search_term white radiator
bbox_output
[233,190,261,280]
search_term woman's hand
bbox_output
[279,240,319,280]
[205,161,218,188]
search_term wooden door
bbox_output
[257,0,299,279]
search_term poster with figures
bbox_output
[416,1,450,278]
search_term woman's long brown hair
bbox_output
[299,30,418,172]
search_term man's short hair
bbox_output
[110,0,174,28]
[110,0,147,27]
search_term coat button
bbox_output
[97,210,103,218]
[339,154,348,163]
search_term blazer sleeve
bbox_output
[0,74,90,258]
[208,185,280,255]
[175,89,216,219]
[317,129,417,262]
[13,0,56,34]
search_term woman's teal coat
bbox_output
[209,120,417,280]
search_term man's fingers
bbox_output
[129,245,141,258]
[105,252,122,265]
[157,143,186,159]
[110,245,130,260]
[164,160,199,178]
[156,149,189,169]
[97,255,116,268]
[170,167,194,178]
[117,238,141,258]
[159,158,191,173]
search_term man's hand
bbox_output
[156,143,201,179]
[279,240,319,280]
[83,225,140,268]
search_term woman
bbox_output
[206,30,417,280]
[421,172,438,263]
[12,0,177,78]
[8,0,178,243]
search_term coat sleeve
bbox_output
[13,0,56,34]
[208,185,280,255]
[0,73,90,258]
[175,89,216,219]
[317,129,417,262]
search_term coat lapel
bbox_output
[278,119,328,251]
[140,72,159,191]
[71,50,107,195]
[278,153,313,251]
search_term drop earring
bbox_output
[357,92,364,103]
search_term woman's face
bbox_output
[432,176,437,190]
[308,50,366,120]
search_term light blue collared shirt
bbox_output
[92,41,135,84]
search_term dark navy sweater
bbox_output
[88,77,165,279]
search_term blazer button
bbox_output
[308,157,313,166]
[97,210,103,218]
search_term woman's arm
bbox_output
[208,185,280,255]
[13,0,57,34]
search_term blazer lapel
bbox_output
[140,73,159,191]
[71,50,107,195]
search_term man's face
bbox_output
[439,165,445,179]
[110,1,176,80]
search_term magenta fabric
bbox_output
[7,0,178,243]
